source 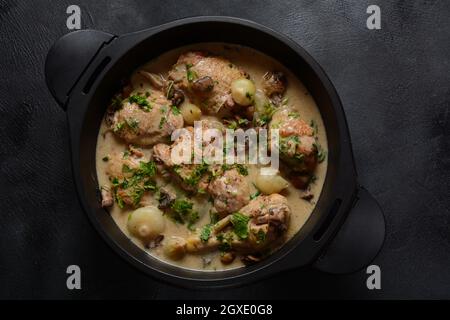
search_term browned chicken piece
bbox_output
[270,107,318,173]
[207,168,251,215]
[153,120,250,213]
[186,194,290,254]
[110,87,183,146]
[104,148,156,207]
[168,51,248,114]
[106,149,146,179]
[240,194,290,247]
[152,126,210,193]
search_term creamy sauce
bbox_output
[95,43,328,271]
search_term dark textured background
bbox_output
[0,0,449,299]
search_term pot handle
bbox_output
[45,30,115,108]
[313,187,385,274]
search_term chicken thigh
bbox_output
[270,107,318,173]
[168,51,248,114]
[109,84,183,146]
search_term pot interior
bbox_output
[76,19,346,286]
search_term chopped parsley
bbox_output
[143,179,157,191]
[256,229,266,244]
[221,164,232,172]
[121,164,133,173]
[315,143,327,163]
[171,105,181,115]
[230,212,250,240]
[294,153,305,162]
[200,224,212,242]
[310,119,318,134]
[114,191,125,209]
[235,164,248,176]
[250,190,261,200]
[125,118,139,132]
[159,116,166,129]
[131,188,144,206]
[255,102,276,127]
[220,163,248,176]
[111,177,119,187]
[225,118,249,129]
[217,232,233,252]
[288,111,300,119]
[168,199,199,229]
[186,64,198,82]
[182,162,209,187]
[138,160,157,177]
[110,160,157,208]
[113,122,125,133]
[128,94,152,112]
[171,199,193,216]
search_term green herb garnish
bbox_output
[169,199,199,228]
[186,64,198,82]
[129,94,152,112]
[122,164,133,173]
[159,116,166,129]
[256,230,266,244]
[217,232,233,252]
[200,224,212,242]
[288,112,300,119]
[250,190,261,200]
[138,160,157,177]
[183,162,209,187]
[235,164,248,176]
[110,160,157,208]
[171,105,181,115]
[310,119,318,134]
[113,122,125,133]
[125,118,139,131]
[315,143,327,163]
[230,212,250,240]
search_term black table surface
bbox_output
[0,0,449,299]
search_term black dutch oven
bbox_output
[45,16,385,288]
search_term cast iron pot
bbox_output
[45,16,385,288]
